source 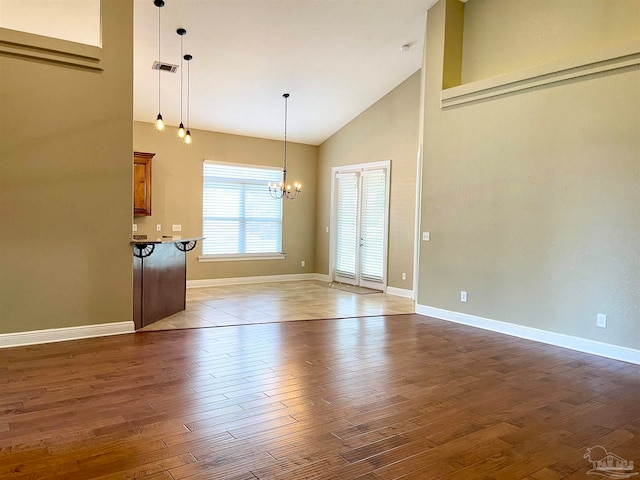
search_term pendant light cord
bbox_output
[187,59,190,129]
[157,5,161,115]
[283,94,288,172]
[180,34,183,124]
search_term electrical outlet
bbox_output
[596,313,607,328]
[422,231,430,241]
[325,226,329,233]
[402,272,406,280]
[156,224,162,231]
[132,224,137,232]
[460,291,467,302]
[172,224,181,232]
[301,260,306,267]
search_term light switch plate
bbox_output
[422,232,430,241]
[172,224,182,232]
[132,224,137,232]
[156,224,162,231]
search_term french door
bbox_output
[331,161,390,291]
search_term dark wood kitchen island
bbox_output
[131,237,202,329]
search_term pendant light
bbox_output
[183,54,193,145]
[176,28,186,139]
[153,0,165,132]
[269,93,301,200]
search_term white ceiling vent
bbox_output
[152,61,178,73]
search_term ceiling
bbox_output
[133,0,436,145]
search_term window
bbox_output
[202,161,283,258]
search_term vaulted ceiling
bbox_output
[133,0,436,145]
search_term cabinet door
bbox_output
[134,151,154,217]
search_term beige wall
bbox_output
[133,123,317,280]
[0,1,134,334]
[419,0,640,348]
[461,0,640,83]
[316,71,421,290]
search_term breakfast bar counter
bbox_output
[131,237,202,329]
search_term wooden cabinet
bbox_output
[134,151,154,217]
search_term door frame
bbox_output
[329,160,391,291]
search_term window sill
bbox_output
[198,253,286,263]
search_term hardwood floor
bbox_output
[1,314,639,479]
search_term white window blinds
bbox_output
[360,169,386,282]
[335,172,359,278]
[202,162,283,256]
[334,167,388,285]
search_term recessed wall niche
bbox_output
[0,0,101,47]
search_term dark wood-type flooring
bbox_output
[1,314,639,479]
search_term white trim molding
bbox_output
[441,43,640,108]
[413,143,423,303]
[187,273,329,288]
[386,286,414,299]
[416,304,640,365]
[0,321,134,349]
[0,27,103,71]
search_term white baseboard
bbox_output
[187,273,329,288]
[386,286,414,299]
[0,321,135,349]
[416,304,640,365]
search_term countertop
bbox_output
[130,237,203,245]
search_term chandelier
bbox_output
[269,93,301,200]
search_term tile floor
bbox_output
[141,280,415,331]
